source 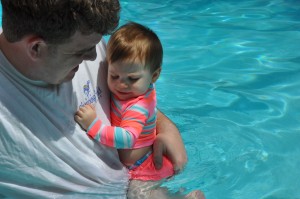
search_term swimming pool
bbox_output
[118,0,300,198]
[1,1,299,198]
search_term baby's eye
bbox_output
[110,75,118,79]
[129,77,139,82]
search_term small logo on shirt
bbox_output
[79,80,102,107]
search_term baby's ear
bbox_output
[151,67,161,83]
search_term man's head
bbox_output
[0,0,120,84]
[1,0,120,44]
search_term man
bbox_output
[0,0,187,198]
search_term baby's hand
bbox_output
[74,104,97,130]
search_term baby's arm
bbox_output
[75,103,147,149]
[75,104,97,130]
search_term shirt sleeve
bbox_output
[87,103,149,149]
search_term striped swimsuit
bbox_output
[87,84,174,180]
[87,84,157,149]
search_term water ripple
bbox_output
[120,0,300,198]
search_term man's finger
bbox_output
[152,140,164,170]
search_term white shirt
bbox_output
[0,39,128,199]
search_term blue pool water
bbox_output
[1,1,300,198]
[118,0,300,198]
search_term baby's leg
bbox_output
[127,179,169,199]
[127,180,205,199]
[185,190,205,199]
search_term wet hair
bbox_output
[0,0,120,44]
[107,22,163,73]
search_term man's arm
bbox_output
[153,109,187,173]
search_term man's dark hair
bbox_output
[1,0,120,44]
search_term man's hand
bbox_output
[153,110,187,174]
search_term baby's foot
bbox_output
[185,190,205,199]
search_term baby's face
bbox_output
[107,61,153,100]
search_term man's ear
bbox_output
[26,36,47,60]
[151,67,162,83]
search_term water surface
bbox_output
[119,1,300,198]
